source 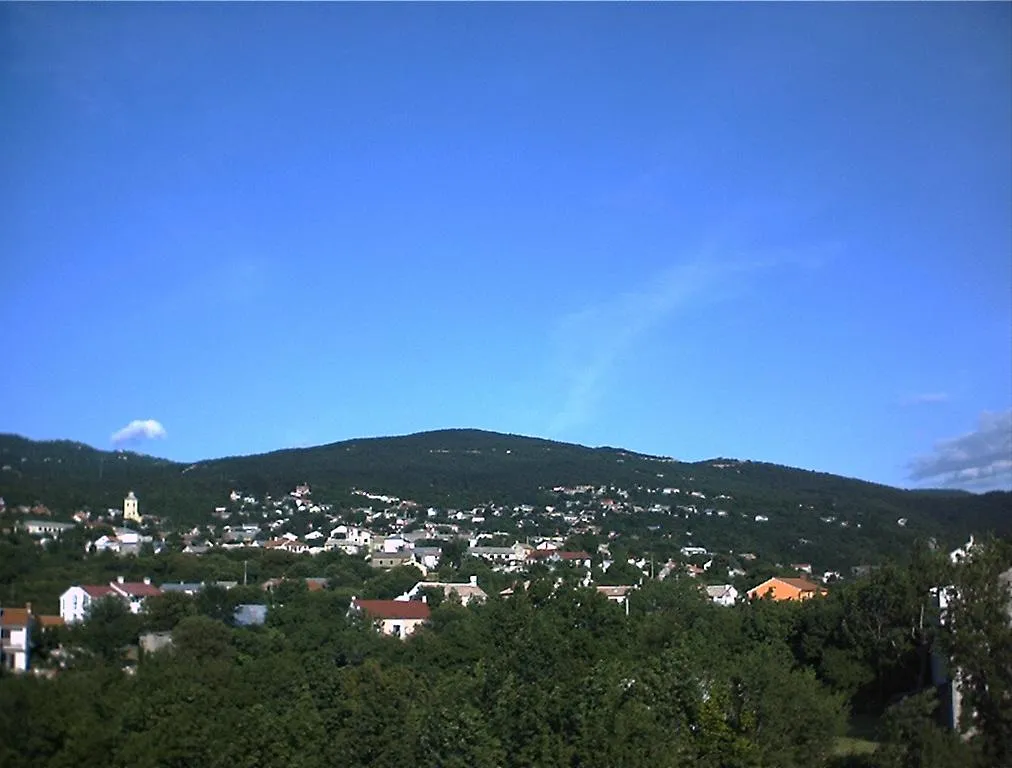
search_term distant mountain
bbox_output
[1,429,1008,568]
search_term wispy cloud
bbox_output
[545,254,789,435]
[900,392,951,406]
[908,409,1012,491]
[111,419,167,446]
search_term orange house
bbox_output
[747,576,827,602]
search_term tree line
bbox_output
[1,537,1009,768]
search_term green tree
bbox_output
[143,592,197,633]
[70,597,142,663]
[942,537,1012,764]
[874,690,979,768]
[173,616,234,663]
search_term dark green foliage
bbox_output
[0,578,856,768]
[3,540,1010,768]
[873,690,980,768]
[939,536,1012,764]
[66,597,142,663]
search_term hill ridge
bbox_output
[1,429,1008,571]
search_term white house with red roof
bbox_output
[1,606,32,672]
[59,577,162,623]
[348,597,430,639]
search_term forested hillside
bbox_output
[1,430,1008,568]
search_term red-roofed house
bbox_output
[111,577,162,613]
[349,597,430,639]
[1,606,31,672]
[60,577,162,623]
[1,604,63,672]
[747,577,828,602]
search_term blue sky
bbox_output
[2,3,1010,491]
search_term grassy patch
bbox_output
[833,736,878,756]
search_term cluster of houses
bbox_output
[9,484,860,600]
[1,569,832,675]
[0,481,880,675]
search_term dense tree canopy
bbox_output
[1,539,1009,767]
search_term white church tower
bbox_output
[124,491,141,524]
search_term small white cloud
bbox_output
[908,410,1012,491]
[111,419,167,445]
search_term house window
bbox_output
[1,629,9,640]
[391,624,401,638]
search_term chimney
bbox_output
[143,577,151,585]
[25,602,32,616]
[117,576,124,584]
[469,575,478,586]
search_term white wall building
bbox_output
[349,598,430,639]
[705,584,740,607]
[60,577,162,623]
[0,607,31,672]
[22,520,76,538]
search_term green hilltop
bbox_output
[1,428,1008,569]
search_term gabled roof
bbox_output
[705,584,736,598]
[82,585,116,598]
[0,607,30,627]
[774,577,824,592]
[114,582,162,598]
[748,576,825,595]
[352,599,431,621]
[160,582,205,593]
[37,615,64,628]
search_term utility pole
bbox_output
[243,560,248,587]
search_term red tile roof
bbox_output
[115,582,162,597]
[776,577,825,593]
[0,608,30,627]
[352,599,430,620]
[37,615,64,628]
[82,585,116,598]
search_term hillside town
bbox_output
[0,481,851,673]
[2,475,1002,760]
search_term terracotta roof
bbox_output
[37,615,64,628]
[82,585,116,598]
[353,599,431,620]
[115,582,162,597]
[776,577,824,592]
[0,608,30,627]
[559,551,592,561]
